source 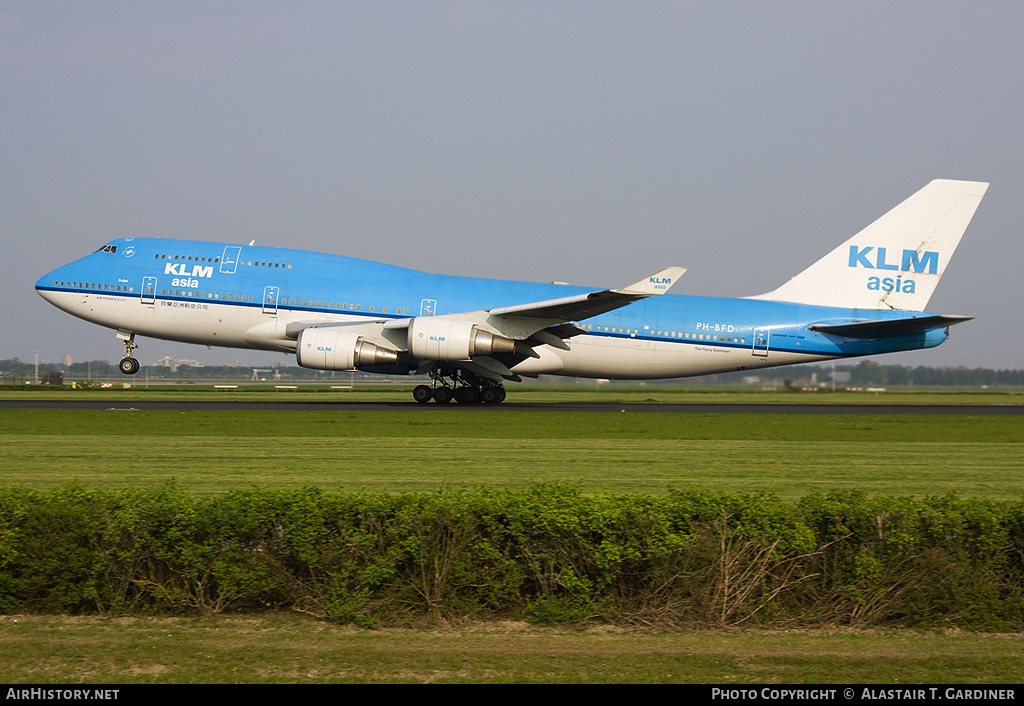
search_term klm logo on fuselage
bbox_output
[165,263,214,278]
[165,263,213,288]
[848,246,939,294]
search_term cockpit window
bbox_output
[94,244,118,254]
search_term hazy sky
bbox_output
[4,1,1021,370]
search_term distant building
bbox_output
[153,356,202,372]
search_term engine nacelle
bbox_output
[407,317,516,361]
[296,327,400,371]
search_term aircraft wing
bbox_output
[809,315,972,339]
[377,266,685,341]
[485,267,686,322]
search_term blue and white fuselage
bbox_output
[35,180,988,403]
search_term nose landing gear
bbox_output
[116,331,140,375]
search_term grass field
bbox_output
[5,383,1024,405]
[1,403,1021,499]
[1,614,1022,684]
[2,389,1023,684]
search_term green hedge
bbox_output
[0,484,1021,629]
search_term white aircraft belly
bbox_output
[43,291,275,349]
[516,334,832,379]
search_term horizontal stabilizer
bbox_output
[809,315,972,339]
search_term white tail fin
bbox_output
[750,179,988,311]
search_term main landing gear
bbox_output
[117,331,140,375]
[413,368,506,405]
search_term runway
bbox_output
[3,399,1023,414]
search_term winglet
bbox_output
[612,267,686,296]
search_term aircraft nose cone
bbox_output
[36,267,70,307]
[36,271,57,300]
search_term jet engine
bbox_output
[296,327,400,371]
[407,317,516,361]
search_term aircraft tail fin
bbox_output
[749,179,988,311]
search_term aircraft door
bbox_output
[262,286,279,315]
[420,299,437,317]
[752,328,770,357]
[220,246,241,274]
[141,276,157,305]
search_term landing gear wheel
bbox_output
[455,387,480,404]
[433,387,453,404]
[413,385,433,404]
[481,386,505,405]
[119,357,140,375]
[116,332,140,375]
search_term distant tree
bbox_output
[885,365,913,386]
[850,360,886,385]
[0,358,27,375]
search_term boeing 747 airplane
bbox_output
[36,179,987,403]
